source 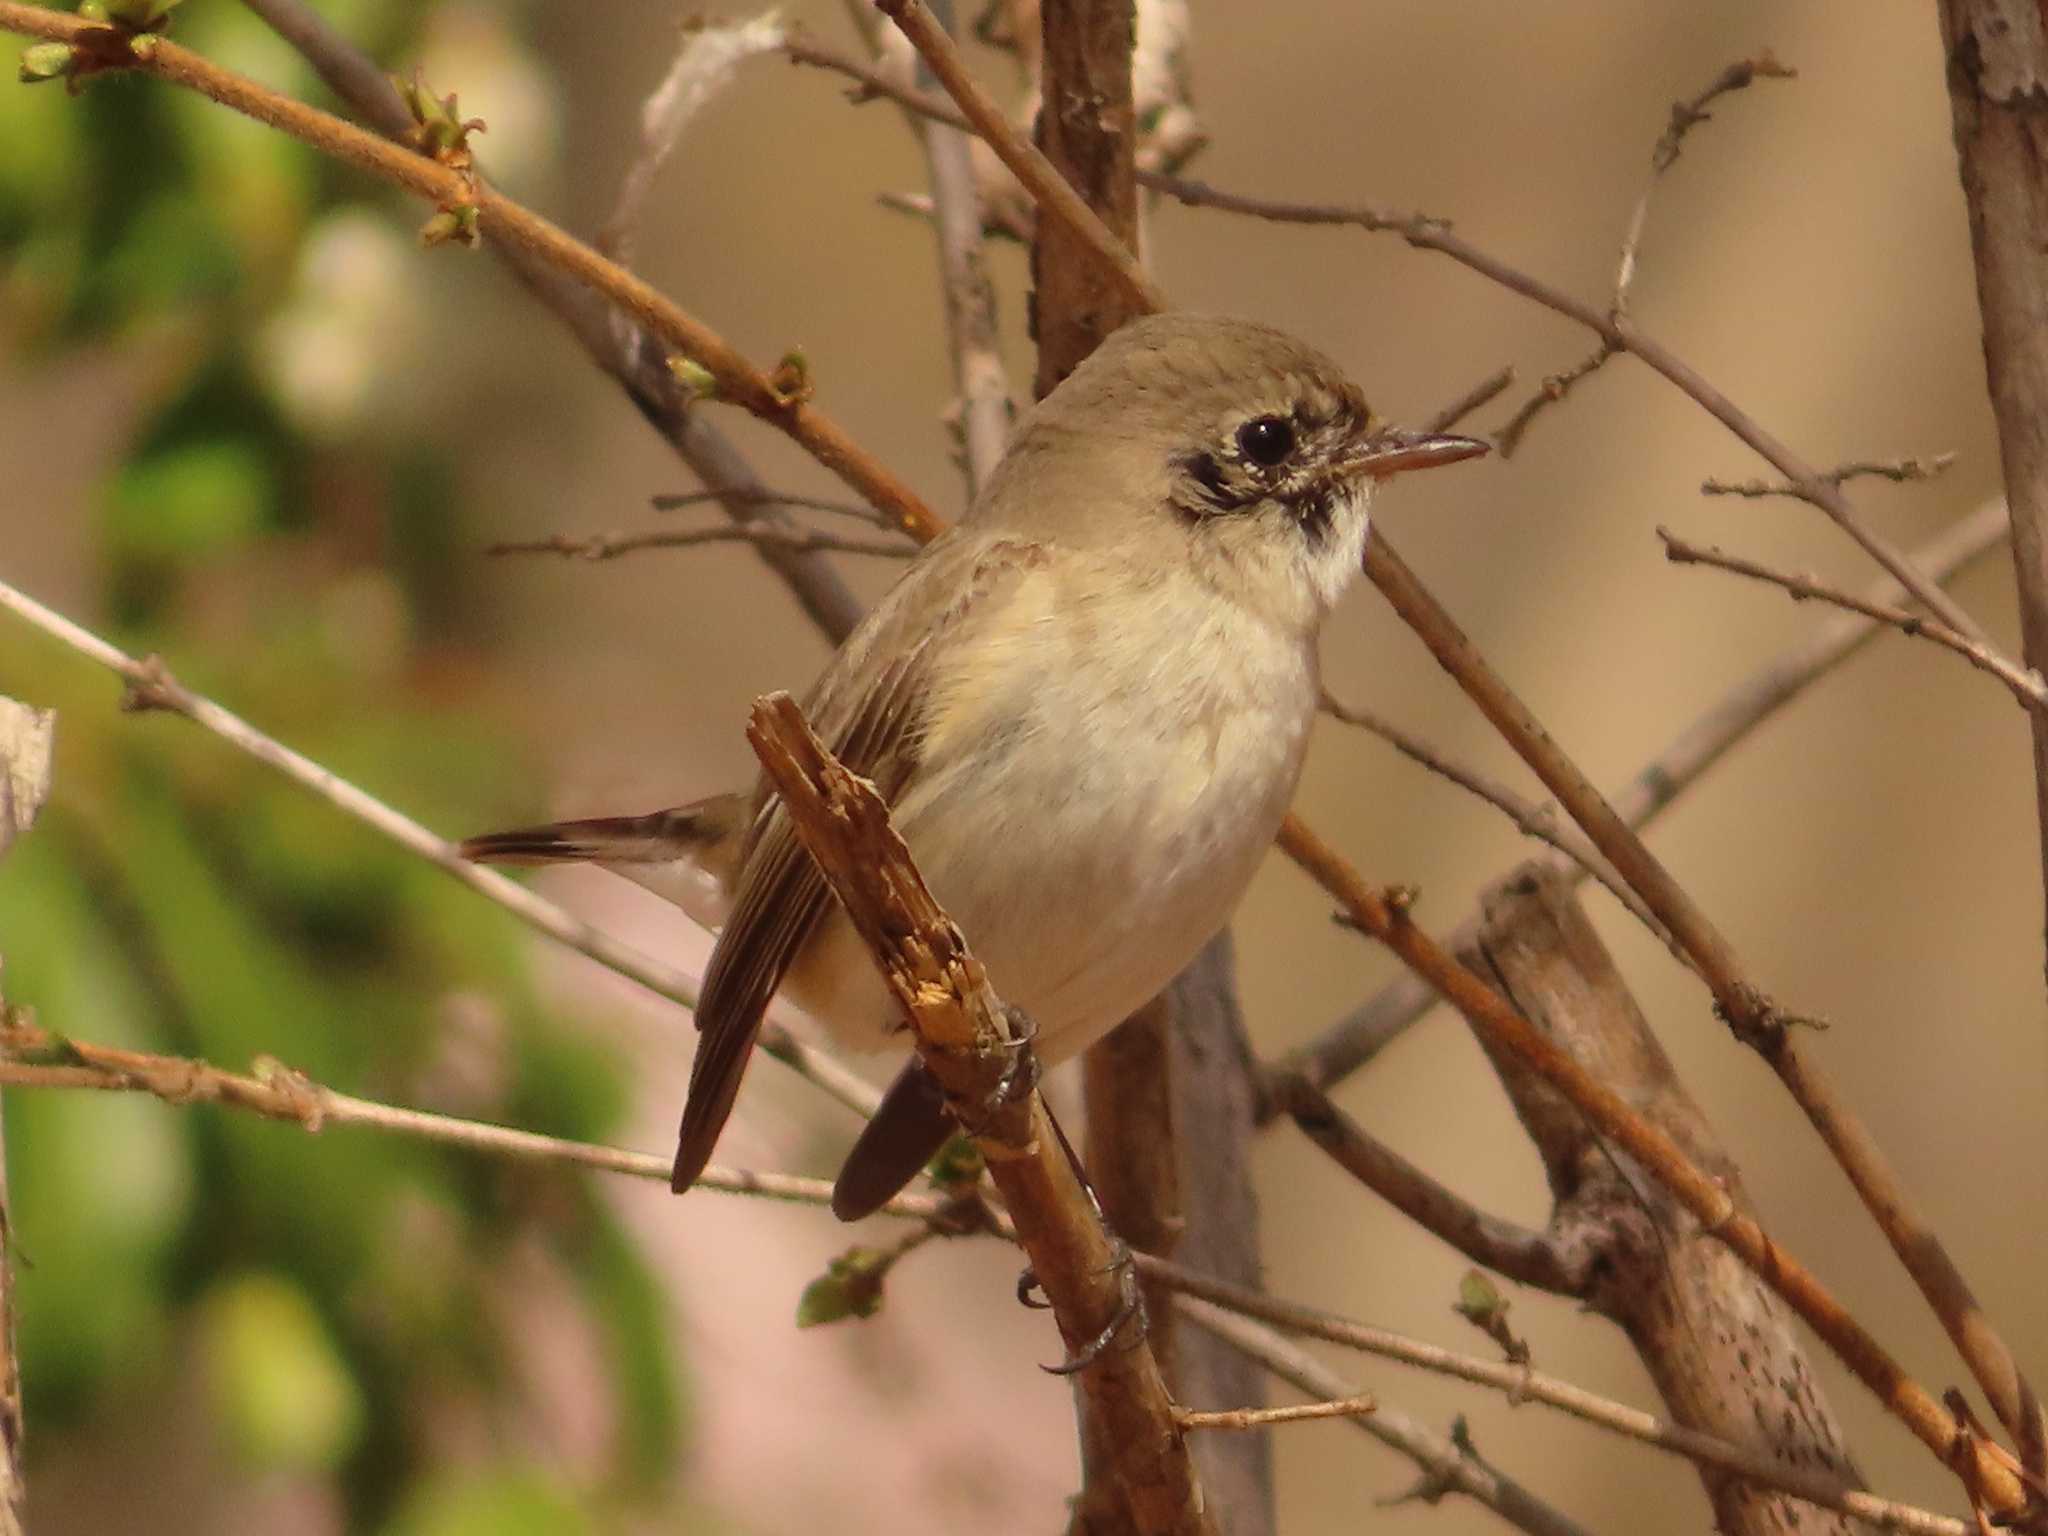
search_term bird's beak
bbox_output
[1345,429,1490,480]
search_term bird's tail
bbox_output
[460,793,749,930]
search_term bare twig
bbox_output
[1271,1070,1596,1296]
[486,525,916,563]
[0,1018,943,1217]
[1660,527,2048,711]
[1493,341,1619,458]
[1318,691,1670,944]
[599,13,790,263]
[1422,364,1517,434]
[1295,501,2012,1090]
[649,487,897,527]
[871,0,1167,318]
[1176,1396,1377,1432]
[1703,455,1958,499]
[903,2,1012,492]
[1165,1280,1969,1536]
[1614,52,1796,317]
[748,692,1213,1536]
[0,577,699,1008]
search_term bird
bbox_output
[462,312,1486,1220]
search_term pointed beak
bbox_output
[1345,429,1490,480]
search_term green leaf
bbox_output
[200,1272,366,1471]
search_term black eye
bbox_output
[1236,415,1296,468]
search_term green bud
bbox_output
[18,43,77,84]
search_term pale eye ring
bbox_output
[1236,415,1296,467]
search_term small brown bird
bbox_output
[464,313,1484,1219]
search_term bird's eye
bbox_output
[1236,415,1296,468]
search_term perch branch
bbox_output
[746,691,1213,1536]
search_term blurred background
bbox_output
[2,1,2042,1532]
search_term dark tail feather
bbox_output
[831,1062,957,1220]
[460,796,749,869]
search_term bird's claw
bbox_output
[1035,1238,1148,1376]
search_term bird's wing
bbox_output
[671,533,1050,1193]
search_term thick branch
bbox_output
[1270,815,2023,1518]
[746,692,1213,1536]
[1934,11,2048,1463]
[1465,868,1862,1535]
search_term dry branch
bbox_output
[745,692,1213,1536]
[1660,527,2047,711]
[1271,814,2024,1518]
[1935,25,2048,1476]
[1464,868,1861,1535]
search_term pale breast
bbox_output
[785,560,1318,1057]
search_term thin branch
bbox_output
[1421,364,1517,434]
[1269,1070,1595,1296]
[1295,500,2012,1090]
[1703,454,1957,500]
[649,487,897,527]
[1176,1396,1377,1432]
[1660,527,2048,711]
[0,576,699,1009]
[1270,812,2023,1518]
[0,3,944,548]
[748,692,1213,1536]
[902,3,1012,493]
[1162,1276,1970,1536]
[1614,52,1796,318]
[1319,690,1672,946]
[598,13,790,264]
[486,525,916,563]
[0,1018,944,1217]
[1493,341,1619,458]
[871,0,1167,317]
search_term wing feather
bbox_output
[670,534,1046,1192]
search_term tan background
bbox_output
[7,2,2042,1532]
